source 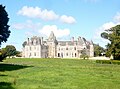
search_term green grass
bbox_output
[0,58,120,89]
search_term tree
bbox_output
[0,5,10,46]
[5,45,17,58]
[94,44,105,56]
[80,48,89,59]
[101,25,120,60]
[0,48,7,61]
[0,45,18,61]
[15,51,22,57]
[22,41,27,47]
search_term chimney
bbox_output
[71,37,74,42]
[78,36,81,41]
[41,37,43,44]
[27,38,29,45]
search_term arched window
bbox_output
[75,53,76,57]
[58,53,60,57]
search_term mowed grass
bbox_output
[0,58,120,89]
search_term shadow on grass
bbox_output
[0,64,33,71]
[0,74,8,76]
[0,82,14,89]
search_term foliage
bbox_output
[1,58,120,89]
[80,48,89,59]
[0,45,18,61]
[101,25,120,60]
[96,60,120,65]
[101,32,109,39]
[0,5,10,46]
[0,48,7,61]
[94,44,105,56]
[5,45,17,58]
[22,41,27,47]
[15,51,22,57]
[80,54,89,59]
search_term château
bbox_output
[22,31,94,58]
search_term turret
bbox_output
[47,31,58,58]
[89,40,94,57]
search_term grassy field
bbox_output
[0,58,120,89]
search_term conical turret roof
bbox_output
[48,31,56,41]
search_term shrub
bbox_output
[80,55,89,59]
[96,60,120,65]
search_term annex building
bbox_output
[22,31,94,58]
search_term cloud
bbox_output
[12,20,41,37]
[93,22,116,40]
[114,12,120,22]
[39,25,70,38]
[17,6,59,20]
[17,6,76,24]
[12,20,71,38]
[12,20,41,30]
[25,31,33,36]
[60,15,76,24]
[93,12,120,47]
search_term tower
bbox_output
[89,40,94,57]
[47,31,58,58]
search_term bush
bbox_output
[0,53,6,62]
[96,60,120,65]
[80,55,89,59]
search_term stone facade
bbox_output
[22,31,94,58]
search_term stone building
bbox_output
[22,31,94,58]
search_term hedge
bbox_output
[96,60,120,65]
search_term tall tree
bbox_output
[101,25,120,60]
[0,5,10,46]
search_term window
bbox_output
[72,53,73,57]
[66,47,68,50]
[34,52,36,56]
[61,53,63,58]
[30,47,31,51]
[74,47,76,50]
[75,53,76,57]
[66,53,68,56]
[58,53,60,57]
[61,48,63,50]
[29,53,31,57]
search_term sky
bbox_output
[1,0,120,51]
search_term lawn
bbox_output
[0,58,120,89]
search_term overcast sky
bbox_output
[1,0,120,51]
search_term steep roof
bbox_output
[48,31,56,41]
